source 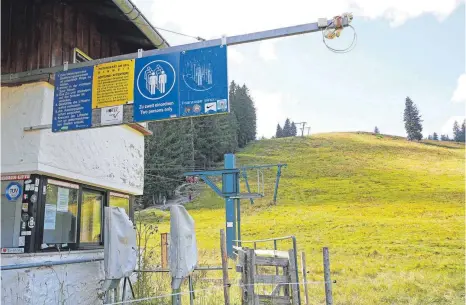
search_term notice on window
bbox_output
[57,187,70,212]
[92,59,135,109]
[44,204,57,230]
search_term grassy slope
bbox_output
[140,132,465,304]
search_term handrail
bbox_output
[233,235,294,243]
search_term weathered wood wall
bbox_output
[1,0,148,74]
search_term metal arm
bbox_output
[2,17,349,84]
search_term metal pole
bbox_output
[236,198,241,246]
[2,17,349,84]
[274,240,279,276]
[242,171,254,205]
[323,247,333,305]
[188,276,194,305]
[273,166,282,204]
[122,278,127,302]
[127,277,135,299]
[292,236,301,305]
[224,153,237,258]
[172,288,181,305]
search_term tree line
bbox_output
[275,118,297,138]
[142,81,256,207]
[404,96,464,142]
[426,120,466,142]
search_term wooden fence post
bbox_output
[323,247,333,305]
[220,230,231,305]
[161,233,169,269]
[301,252,309,305]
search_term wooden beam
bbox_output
[255,256,289,267]
[301,252,309,305]
[220,229,231,305]
[254,275,288,284]
[257,295,291,305]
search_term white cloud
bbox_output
[441,115,466,136]
[259,40,278,61]
[250,90,287,138]
[452,73,466,103]
[228,47,244,64]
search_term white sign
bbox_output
[1,174,30,181]
[57,187,70,212]
[18,236,25,247]
[21,231,32,236]
[101,105,124,126]
[1,247,24,254]
[44,204,57,230]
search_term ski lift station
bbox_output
[1,0,353,301]
[1,0,167,303]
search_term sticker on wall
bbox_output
[21,212,29,222]
[18,236,25,247]
[21,222,26,230]
[44,205,56,230]
[35,178,40,186]
[28,217,35,229]
[1,248,24,254]
[30,194,37,203]
[21,231,32,236]
[5,182,22,201]
[22,202,29,212]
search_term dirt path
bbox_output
[145,183,201,211]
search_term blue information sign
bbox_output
[133,46,228,122]
[134,53,179,122]
[52,67,93,132]
[180,46,228,117]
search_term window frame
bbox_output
[78,187,106,249]
[34,176,133,253]
[38,178,81,252]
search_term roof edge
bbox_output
[112,0,170,49]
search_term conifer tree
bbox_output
[403,97,423,141]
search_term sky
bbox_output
[133,0,465,138]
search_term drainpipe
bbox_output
[113,0,170,49]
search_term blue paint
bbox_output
[223,154,236,258]
[5,182,22,201]
[52,67,93,132]
[133,46,228,123]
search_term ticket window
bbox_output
[1,180,23,248]
[42,179,79,249]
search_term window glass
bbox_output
[109,193,130,216]
[43,183,78,245]
[80,191,103,243]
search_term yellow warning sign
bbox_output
[92,59,135,109]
